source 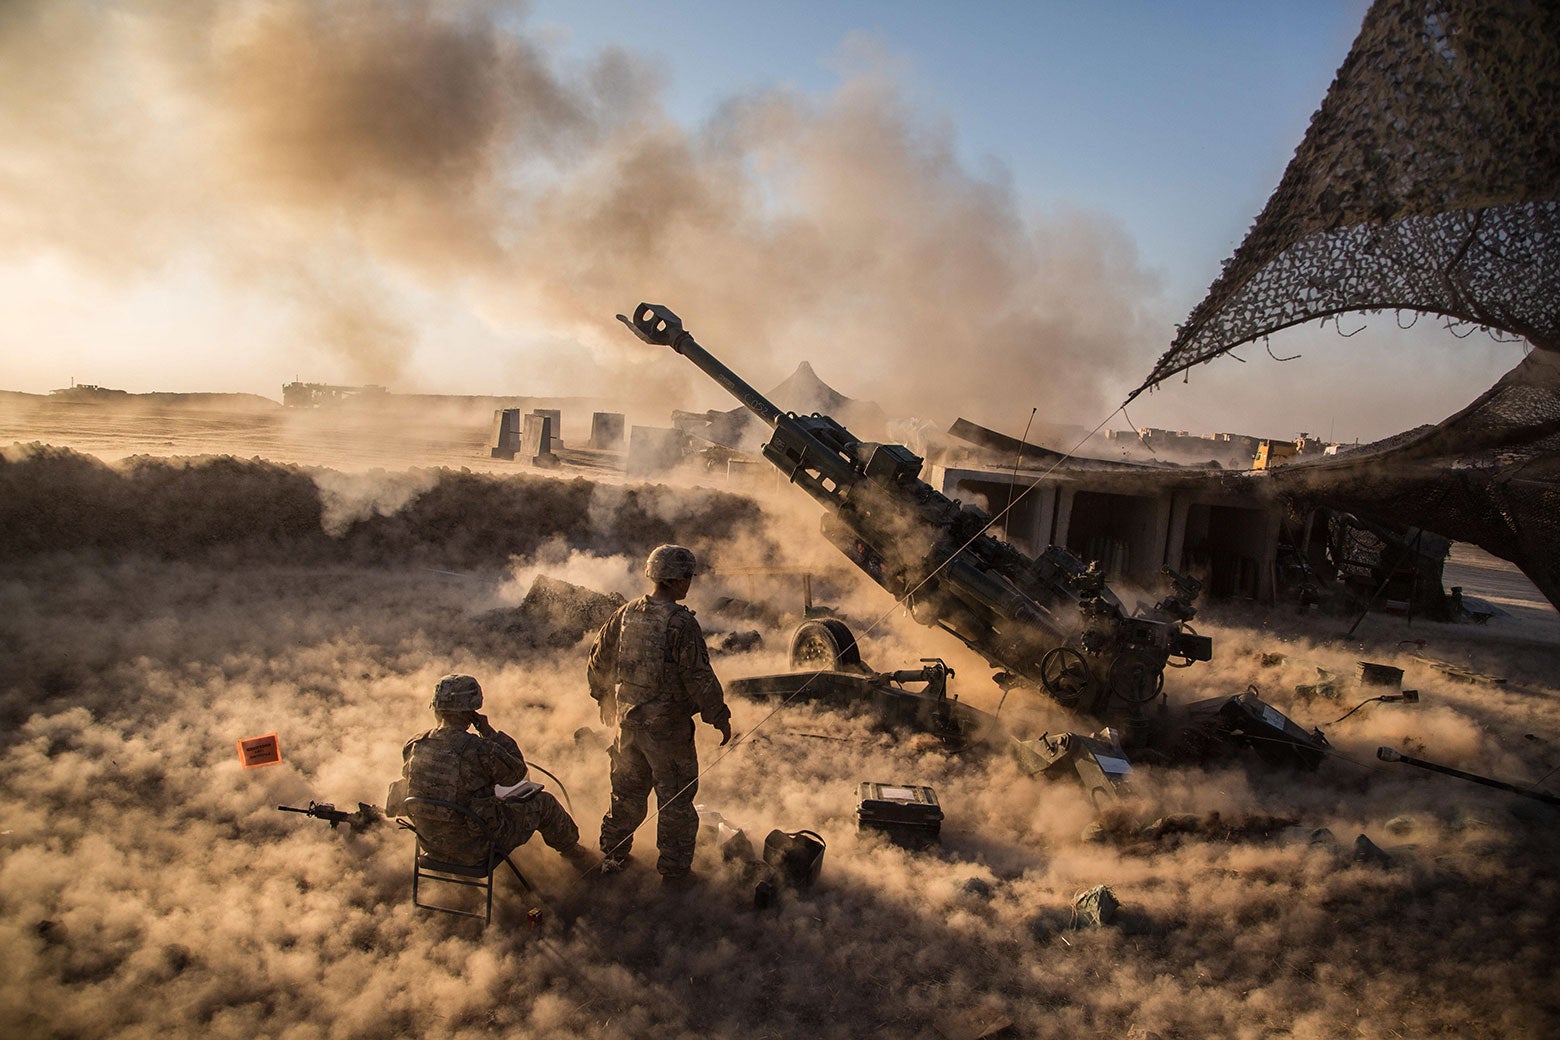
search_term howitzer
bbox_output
[277,801,382,832]
[619,303,1212,722]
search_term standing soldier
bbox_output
[588,544,731,884]
[401,673,597,873]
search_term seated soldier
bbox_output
[401,673,595,873]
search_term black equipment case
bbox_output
[856,781,943,847]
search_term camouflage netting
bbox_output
[1132,0,1560,396]
[1126,0,1560,611]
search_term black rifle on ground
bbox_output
[277,801,382,832]
[1377,747,1560,806]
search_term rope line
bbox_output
[529,764,574,815]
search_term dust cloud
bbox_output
[0,0,1158,423]
[2,445,1558,1039]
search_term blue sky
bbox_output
[528,0,1365,310]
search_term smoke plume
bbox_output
[0,0,1159,421]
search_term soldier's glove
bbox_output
[715,719,732,747]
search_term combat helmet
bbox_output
[432,673,483,711]
[645,544,698,582]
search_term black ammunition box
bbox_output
[857,781,943,848]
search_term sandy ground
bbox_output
[2,399,1558,1040]
[1443,542,1560,638]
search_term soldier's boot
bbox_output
[660,869,699,889]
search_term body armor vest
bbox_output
[613,598,683,709]
[404,729,487,828]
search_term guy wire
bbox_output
[1004,407,1038,521]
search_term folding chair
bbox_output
[399,796,533,927]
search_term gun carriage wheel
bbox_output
[1039,646,1094,709]
[1107,649,1165,706]
[789,618,864,671]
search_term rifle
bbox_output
[619,303,1212,722]
[277,801,382,832]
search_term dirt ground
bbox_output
[2,397,1557,1040]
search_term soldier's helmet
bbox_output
[645,544,698,582]
[432,673,483,711]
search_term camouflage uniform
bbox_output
[401,724,578,864]
[588,595,730,876]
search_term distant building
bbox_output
[49,383,128,400]
[281,382,389,407]
[1104,425,1343,469]
[1105,426,1261,467]
[1253,433,1332,470]
[1253,440,1299,470]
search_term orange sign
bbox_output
[237,733,282,768]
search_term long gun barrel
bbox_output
[621,304,784,429]
[621,303,879,517]
[621,303,1212,722]
[1377,746,1560,806]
